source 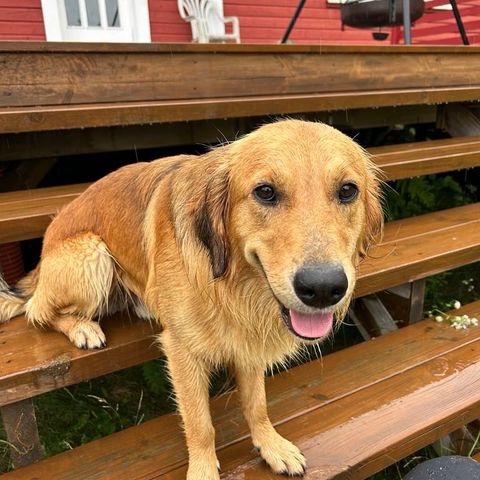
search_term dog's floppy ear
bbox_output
[358,163,384,258]
[193,166,231,279]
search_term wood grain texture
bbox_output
[0,183,89,243]
[0,399,43,468]
[371,135,480,180]
[0,42,479,54]
[2,44,480,132]
[0,314,161,407]
[3,87,480,134]
[3,301,480,480]
[356,207,480,297]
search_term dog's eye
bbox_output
[253,184,277,204]
[338,183,358,203]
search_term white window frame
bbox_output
[41,0,151,42]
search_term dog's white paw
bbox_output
[68,321,107,349]
[186,457,221,480]
[254,432,306,477]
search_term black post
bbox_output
[450,0,470,45]
[281,0,307,44]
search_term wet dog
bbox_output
[0,120,383,478]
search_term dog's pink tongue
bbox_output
[289,310,334,338]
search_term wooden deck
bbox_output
[2,43,480,133]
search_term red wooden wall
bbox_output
[0,0,378,44]
[410,0,480,44]
[0,0,45,40]
[0,0,479,45]
[149,0,378,44]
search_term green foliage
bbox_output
[141,359,171,396]
[385,174,464,221]
[424,263,479,314]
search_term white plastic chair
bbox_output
[178,0,240,43]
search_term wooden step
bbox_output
[0,183,89,243]
[4,86,480,135]
[371,135,480,180]
[4,301,480,480]
[356,202,480,297]
[0,204,478,407]
[3,43,480,134]
[0,314,161,407]
[2,136,480,244]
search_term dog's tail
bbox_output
[0,268,38,323]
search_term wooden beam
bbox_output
[2,87,480,135]
[2,44,480,133]
[1,399,43,468]
[438,103,480,136]
[0,106,437,163]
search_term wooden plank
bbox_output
[1,399,43,468]
[357,217,480,297]
[409,279,427,324]
[3,302,480,480]
[2,52,480,108]
[0,119,258,162]
[438,103,480,137]
[0,183,90,243]
[0,313,161,407]
[1,42,480,54]
[380,203,480,244]
[372,135,480,180]
[0,106,436,163]
[2,44,480,133]
[370,135,480,155]
[217,340,480,479]
[2,86,480,134]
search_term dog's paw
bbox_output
[68,321,107,350]
[254,432,306,477]
[186,458,221,480]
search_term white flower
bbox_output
[435,315,443,323]
[454,301,461,310]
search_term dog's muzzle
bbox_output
[279,263,348,340]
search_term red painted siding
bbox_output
[0,0,479,46]
[0,0,45,40]
[149,0,379,44]
[403,1,480,45]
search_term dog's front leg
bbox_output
[236,364,306,477]
[162,331,220,480]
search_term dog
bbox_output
[0,120,383,479]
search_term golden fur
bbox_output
[0,120,383,478]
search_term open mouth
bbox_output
[281,306,334,341]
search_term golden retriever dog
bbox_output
[0,120,382,478]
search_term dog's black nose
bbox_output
[293,264,348,309]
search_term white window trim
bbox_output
[41,0,151,42]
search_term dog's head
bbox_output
[193,120,383,342]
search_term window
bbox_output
[41,0,151,42]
